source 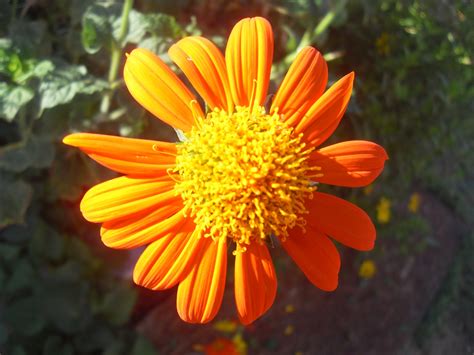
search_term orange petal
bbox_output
[306,192,376,251]
[295,72,354,148]
[234,242,277,325]
[271,46,328,127]
[225,17,273,107]
[169,36,233,112]
[80,176,176,223]
[63,133,176,176]
[100,205,186,249]
[308,140,388,187]
[133,220,204,290]
[177,237,227,324]
[123,48,204,132]
[282,228,340,291]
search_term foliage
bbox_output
[326,0,474,344]
[333,0,474,196]
[0,0,192,353]
[0,215,155,354]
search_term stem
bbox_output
[18,108,33,141]
[10,0,18,24]
[100,0,134,114]
[18,107,27,136]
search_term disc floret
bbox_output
[175,106,315,249]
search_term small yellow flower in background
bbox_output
[408,193,421,213]
[232,333,247,355]
[295,352,304,355]
[285,304,295,313]
[376,197,391,224]
[375,32,391,55]
[363,184,374,196]
[284,324,295,336]
[359,259,376,279]
[213,319,238,333]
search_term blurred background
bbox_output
[0,0,473,354]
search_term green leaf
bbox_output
[0,46,22,79]
[103,341,126,355]
[0,40,54,84]
[5,258,35,293]
[65,238,101,271]
[15,59,55,84]
[0,267,6,289]
[29,221,65,262]
[73,324,115,353]
[45,228,64,261]
[0,321,8,345]
[98,284,137,326]
[1,213,37,243]
[51,261,84,283]
[81,3,112,54]
[81,3,149,53]
[0,137,55,173]
[11,346,28,355]
[136,36,165,53]
[136,13,184,53]
[43,336,74,355]
[33,60,55,78]
[37,279,91,334]
[131,336,157,355]
[0,83,34,121]
[0,244,21,262]
[142,13,183,39]
[3,296,46,336]
[0,174,33,229]
[81,4,181,54]
[38,64,107,113]
[119,10,148,46]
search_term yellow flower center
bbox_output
[175,106,315,250]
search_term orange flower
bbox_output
[202,337,240,355]
[63,17,388,325]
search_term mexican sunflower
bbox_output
[63,17,388,324]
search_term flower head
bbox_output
[408,192,421,213]
[63,17,388,325]
[213,319,239,333]
[201,337,241,355]
[359,259,377,279]
[376,197,392,224]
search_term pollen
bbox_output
[174,106,316,249]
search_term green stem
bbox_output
[10,0,18,24]
[100,0,134,114]
[18,107,33,141]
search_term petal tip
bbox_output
[132,267,143,286]
[343,71,355,87]
[363,230,377,251]
[239,314,257,326]
[252,16,271,25]
[323,279,339,292]
[302,46,320,57]
[62,134,78,146]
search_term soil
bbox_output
[134,192,472,355]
